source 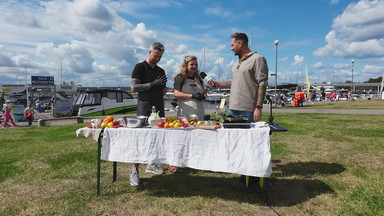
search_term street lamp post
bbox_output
[274,40,279,106]
[351,59,355,101]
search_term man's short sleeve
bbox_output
[131,63,143,80]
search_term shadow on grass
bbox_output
[265,161,345,206]
[268,178,334,206]
[273,161,346,177]
[100,165,338,206]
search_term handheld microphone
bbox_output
[200,72,215,87]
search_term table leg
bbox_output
[113,162,117,182]
[245,176,269,203]
[259,177,269,203]
[97,133,101,196]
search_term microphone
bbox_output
[200,72,215,87]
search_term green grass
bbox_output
[0,101,383,215]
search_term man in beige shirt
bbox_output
[213,32,268,122]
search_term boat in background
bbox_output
[206,88,230,102]
[163,88,175,100]
[71,89,137,117]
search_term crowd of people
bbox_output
[128,32,269,186]
[273,88,357,107]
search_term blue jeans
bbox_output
[227,109,253,123]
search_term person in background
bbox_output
[2,100,17,128]
[320,87,326,102]
[331,91,336,102]
[173,55,206,120]
[212,32,268,122]
[0,92,5,125]
[130,42,167,186]
[299,90,305,106]
[24,104,35,126]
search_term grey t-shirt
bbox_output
[229,52,268,112]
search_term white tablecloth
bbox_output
[76,128,101,141]
[100,126,272,177]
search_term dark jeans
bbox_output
[26,117,33,126]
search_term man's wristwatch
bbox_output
[256,105,263,110]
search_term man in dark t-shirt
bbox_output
[132,60,166,116]
[130,42,167,187]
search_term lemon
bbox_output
[197,121,202,125]
[169,122,174,127]
[174,122,180,128]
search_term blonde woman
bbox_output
[173,56,206,120]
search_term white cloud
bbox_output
[0,0,171,86]
[292,55,304,66]
[204,5,231,18]
[0,52,15,67]
[331,0,340,5]
[131,23,158,49]
[279,57,288,62]
[361,64,384,79]
[332,0,384,41]
[314,0,384,58]
[311,62,324,69]
[333,63,349,69]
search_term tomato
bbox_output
[157,121,165,128]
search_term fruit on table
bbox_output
[97,116,123,128]
[157,121,165,128]
[106,115,114,122]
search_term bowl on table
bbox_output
[124,116,148,128]
[180,114,198,123]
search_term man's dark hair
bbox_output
[231,32,248,45]
[150,42,165,52]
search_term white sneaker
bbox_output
[130,169,140,186]
[145,164,164,175]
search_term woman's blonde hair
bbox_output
[176,56,201,84]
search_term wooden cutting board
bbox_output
[195,124,221,130]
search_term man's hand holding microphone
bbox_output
[200,72,215,87]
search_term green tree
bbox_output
[364,77,382,83]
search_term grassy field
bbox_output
[1,101,383,215]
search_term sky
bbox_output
[1,0,384,88]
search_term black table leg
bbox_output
[113,162,117,182]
